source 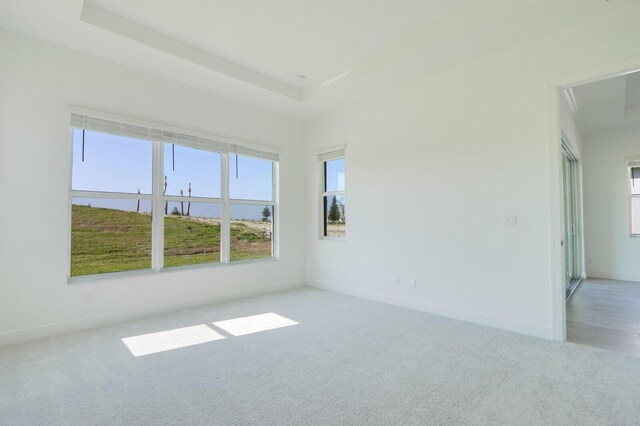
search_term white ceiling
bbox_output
[568,70,640,135]
[0,0,628,119]
[88,0,468,89]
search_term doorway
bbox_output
[556,68,640,356]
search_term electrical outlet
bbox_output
[504,215,518,227]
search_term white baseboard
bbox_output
[309,281,553,340]
[0,281,304,348]
[586,271,640,283]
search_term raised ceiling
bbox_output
[86,0,469,90]
[0,0,627,119]
[568,70,640,136]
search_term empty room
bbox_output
[1,1,640,425]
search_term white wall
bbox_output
[583,126,640,282]
[305,4,640,339]
[0,31,305,344]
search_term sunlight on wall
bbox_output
[122,324,225,357]
[212,313,299,336]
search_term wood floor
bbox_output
[567,278,640,357]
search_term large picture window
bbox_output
[69,112,278,278]
[319,148,345,238]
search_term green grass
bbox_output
[163,215,221,268]
[71,205,272,276]
[229,221,272,261]
[71,205,152,276]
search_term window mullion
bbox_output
[163,195,221,203]
[221,153,230,264]
[228,199,274,206]
[151,140,164,270]
[70,190,154,200]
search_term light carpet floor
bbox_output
[1,287,639,425]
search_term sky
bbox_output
[325,158,345,192]
[71,129,273,220]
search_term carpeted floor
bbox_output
[1,287,639,425]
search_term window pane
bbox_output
[164,202,221,267]
[229,155,273,201]
[230,204,273,261]
[325,158,345,192]
[71,198,152,276]
[324,194,345,238]
[164,144,221,198]
[72,129,152,194]
[632,198,640,236]
[631,167,640,195]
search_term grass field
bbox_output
[71,205,272,276]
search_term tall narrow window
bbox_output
[163,144,222,267]
[229,155,275,261]
[630,162,640,237]
[70,129,153,276]
[319,148,346,238]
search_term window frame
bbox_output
[67,110,279,282]
[629,161,640,238]
[318,147,346,240]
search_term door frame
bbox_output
[548,59,640,341]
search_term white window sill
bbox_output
[67,257,279,284]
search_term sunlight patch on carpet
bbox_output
[212,313,298,336]
[122,324,225,356]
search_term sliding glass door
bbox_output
[562,144,580,298]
